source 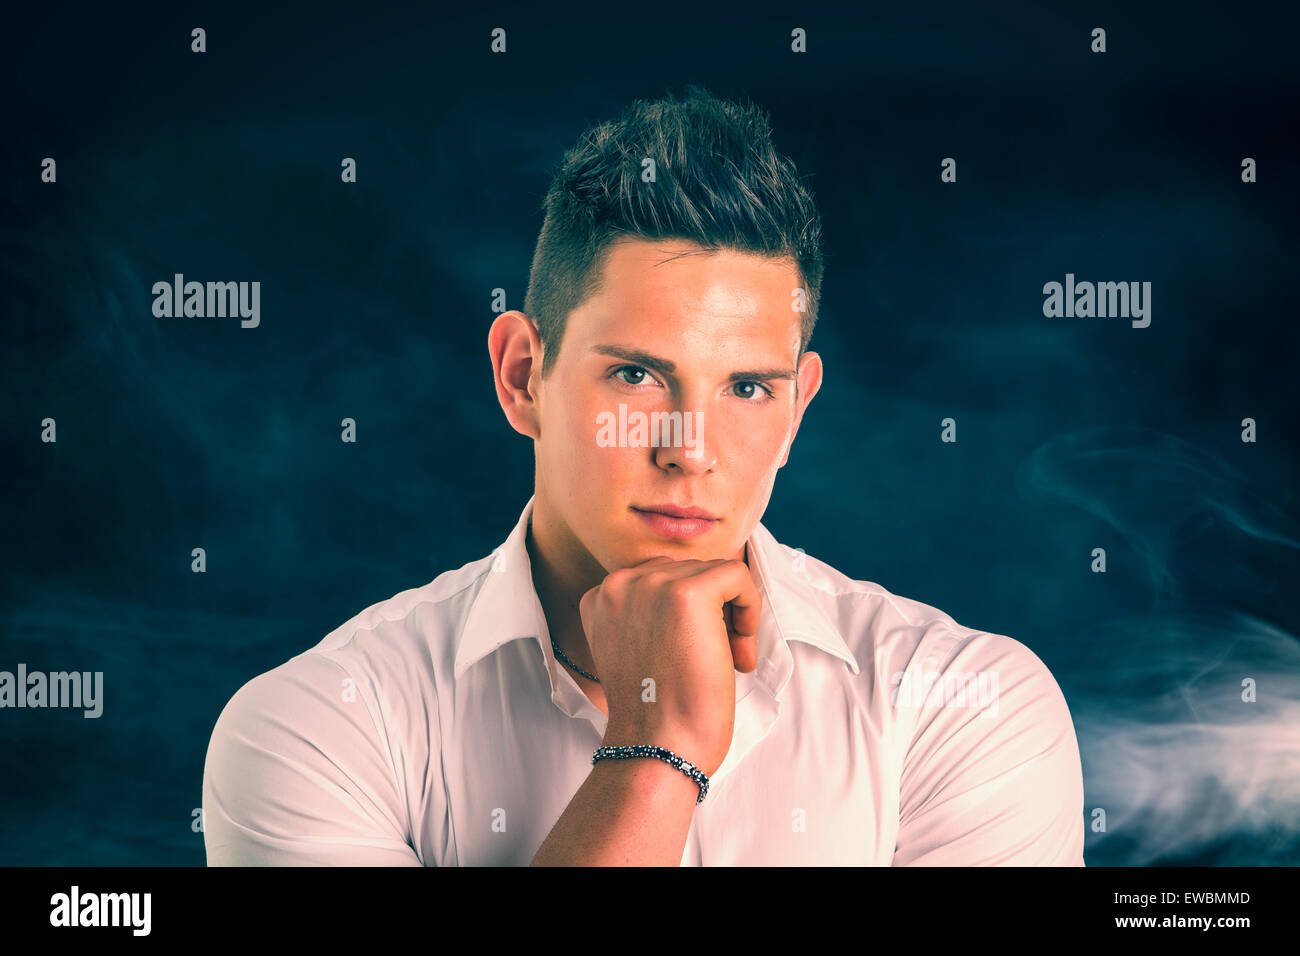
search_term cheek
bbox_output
[725,414,789,465]
[557,397,631,487]
[570,400,604,460]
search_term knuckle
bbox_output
[604,568,635,590]
[641,569,673,588]
[667,581,699,607]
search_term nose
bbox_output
[652,404,715,474]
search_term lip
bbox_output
[635,504,718,520]
[631,505,719,540]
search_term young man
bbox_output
[202,85,1085,866]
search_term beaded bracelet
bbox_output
[592,745,710,804]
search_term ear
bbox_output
[779,350,823,468]
[488,311,545,440]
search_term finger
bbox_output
[628,554,680,569]
[723,603,759,673]
[671,560,762,672]
[731,632,758,673]
[630,556,732,583]
[719,562,763,639]
[578,587,596,635]
[681,560,761,638]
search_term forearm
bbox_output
[530,754,700,866]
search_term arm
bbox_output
[892,633,1086,866]
[530,734,702,866]
[202,652,424,866]
[530,556,760,866]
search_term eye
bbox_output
[611,365,656,387]
[733,381,775,402]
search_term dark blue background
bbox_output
[3,0,1298,865]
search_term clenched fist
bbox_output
[579,556,762,777]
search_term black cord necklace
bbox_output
[550,633,599,683]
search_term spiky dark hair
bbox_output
[523,84,824,377]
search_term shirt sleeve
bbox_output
[891,631,1085,866]
[202,651,423,866]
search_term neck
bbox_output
[525,510,606,680]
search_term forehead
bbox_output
[568,238,804,353]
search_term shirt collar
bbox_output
[452,496,860,692]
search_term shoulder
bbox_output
[889,625,1085,864]
[761,537,1083,864]
[204,650,393,791]
[201,648,421,864]
[288,550,498,701]
[764,536,989,684]
[785,543,1076,768]
[213,548,500,754]
[201,559,494,866]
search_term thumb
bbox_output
[578,586,599,637]
[724,603,759,673]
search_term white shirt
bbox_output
[202,495,1086,865]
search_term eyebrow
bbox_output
[591,344,797,383]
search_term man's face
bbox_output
[526,238,822,575]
